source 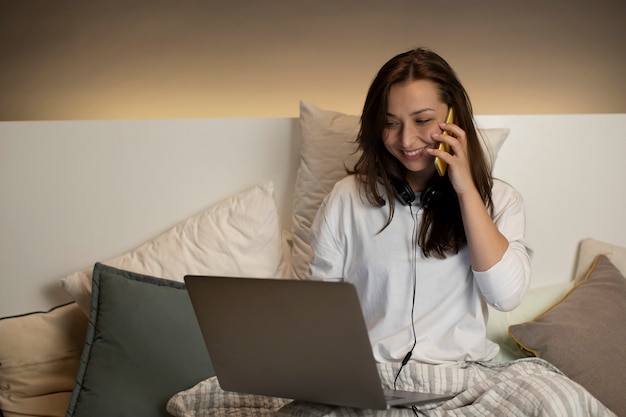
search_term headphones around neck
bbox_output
[390,177,416,206]
[390,177,444,210]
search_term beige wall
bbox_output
[1,0,625,121]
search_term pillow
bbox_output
[291,100,511,279]
[486,281,571,362]
[61,182,288,314]
[509,255,626,417]
[0,302,87,417]
[573,237,626,283]
[65,263,214,417]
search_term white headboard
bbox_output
[1,114,625,317]
[478,114,626,288]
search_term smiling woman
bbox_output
[0,0,625,121]
[308,48,529,371]
[383,80,449,189]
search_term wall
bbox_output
[2,114,625,317]
[1,0,625,121]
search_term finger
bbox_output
[430,132,456,151]
[427,146,453,162]
[439,122,466,141]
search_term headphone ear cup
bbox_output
[391,178,415,205]
[420,183,439,210]
[421,178,455,210]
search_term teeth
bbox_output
[403,147,425,156]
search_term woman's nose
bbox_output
[400,123,417,147]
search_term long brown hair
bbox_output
[350,47,493,258]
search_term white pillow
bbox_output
[61,182,289,315]
[291,100,510,280]
[573,237,626,283]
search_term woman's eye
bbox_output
[415,119,431,125]
[385,121,399,128]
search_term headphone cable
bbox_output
[393,203,419,390]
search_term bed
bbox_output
[1,101,625,416]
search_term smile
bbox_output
[402,146,429,157]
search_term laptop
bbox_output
[184,275,455,410]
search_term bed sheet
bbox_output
[167,358,615,417]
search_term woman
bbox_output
[308,48,532,366]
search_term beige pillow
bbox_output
[509,255,626,417]
[0,303,87,417]
[573,237,626,283]
[291,100,511,279]
[291,101,361,280]
[61,182,288,314]
[486,281,571,362]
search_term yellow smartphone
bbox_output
[434,107,455,176]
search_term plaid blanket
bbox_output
[167,358,615,417]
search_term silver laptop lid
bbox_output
[184,276,389,409]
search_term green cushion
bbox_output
[66,263,214,417]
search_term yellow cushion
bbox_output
[573,237,626,283]
[0,303,87,417]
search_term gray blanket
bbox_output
[167,358,615,417]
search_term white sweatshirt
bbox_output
[308,175,532,364]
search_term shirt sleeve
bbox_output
[473,180,533,311]
[307,192,345,282]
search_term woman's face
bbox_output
[383,79,449,190]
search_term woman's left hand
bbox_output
[428,122,509,272]
[427,122,475,197]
